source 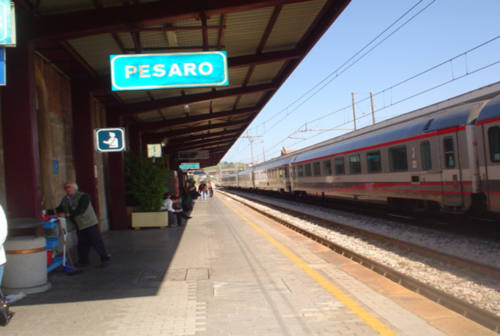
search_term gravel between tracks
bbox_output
[223,191,500,317]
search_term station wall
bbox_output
[34,54,76,212]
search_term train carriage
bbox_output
[475,95,500,213]
[222,85,500,216]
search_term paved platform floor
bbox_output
[3,194,496,335]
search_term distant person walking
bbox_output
[199,182,207,200]
[56,182,110,268]
[208,182,214,198]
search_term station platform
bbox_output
[5,194,496,336]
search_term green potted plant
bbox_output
[125,153,172,229]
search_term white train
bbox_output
[221,84,500,216]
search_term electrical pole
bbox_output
[351,92,357,131]
[370,91,376,125]
[241,134,262,165]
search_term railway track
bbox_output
[220,190,500,333]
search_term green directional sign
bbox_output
[110,51,229,91]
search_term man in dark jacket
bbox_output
[56,182,110,267]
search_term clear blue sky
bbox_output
[222,0,500,164]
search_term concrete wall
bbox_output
[34,55,76,212]
[0,54,110,232]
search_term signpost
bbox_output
[110,51,229,91]
[0,0,16,46]
[95,128,126,152]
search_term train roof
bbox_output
[291,93,499,164]
[251,155,293,171]
[477,94,500,123]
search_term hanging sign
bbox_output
[0,0,16,46]
[0,47,5,85]
[147,144,162,158]
[109,51,229,91]
[95,128,126,152]
[179,163,200,170]
[178,150,209,160]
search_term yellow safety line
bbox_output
[221,197,398,336]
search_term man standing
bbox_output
[56,182,110,267]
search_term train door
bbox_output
[440,132,464,209]
[284,166,291,192]
[482,122,500,212]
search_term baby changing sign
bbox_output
[109,51,229,91]
[95,128,126,152]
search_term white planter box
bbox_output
[131,211,168,229]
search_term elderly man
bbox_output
[56,182,110,268]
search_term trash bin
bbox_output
[3,218,51,294]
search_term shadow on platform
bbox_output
[14,223,186,306]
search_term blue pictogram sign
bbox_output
[0,0,16,46]
[95,128,126,152]
[0,48,5,85]
[109,51,229,91]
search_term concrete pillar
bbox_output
[0,14,41,219]
[71,81,100,217]
[107,111,127,230]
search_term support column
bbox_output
[71,81,99,216]
[1,19,41,219]
[128,124,142,154]
[107,111,127,230]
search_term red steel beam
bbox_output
[167,136,237,152]
[144,117,252,139]
[109,83,276,116]
[135,106,260,132]
[144,128,243,144]
[168,128,244,144]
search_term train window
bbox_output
[367,151,381,173]
[443,137,456,168]
[305,163,312,177]
[420,141,432,170]
[298,165,304,177]
[349,154,361,174]
[489,126,500,162]
[323,160,332,176]
[389,146,408,171]
[313,162,321,176]
[335,157,345,175]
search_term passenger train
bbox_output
[221,85,500,216]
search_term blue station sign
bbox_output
[109,51,229,91]
[95,128,126,152]
[179,163,200,170]
[0,0,16,46]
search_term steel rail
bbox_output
[220,190,500,333]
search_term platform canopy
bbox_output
[23,0,350,167]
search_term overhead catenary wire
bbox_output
[263,53,500,158]
[247,0,435,135]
